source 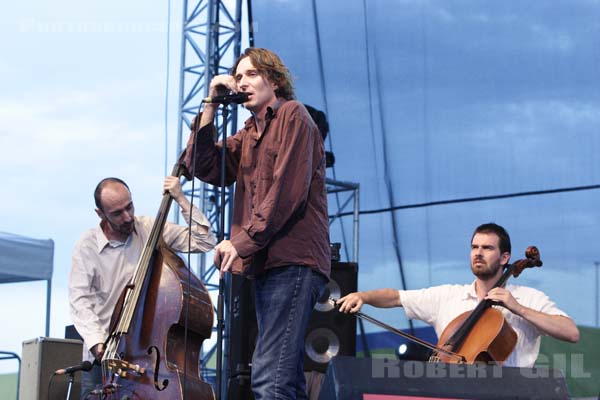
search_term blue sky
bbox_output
[0,0,192,373]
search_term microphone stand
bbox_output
[215,101,233,400]
[64,371,75,400]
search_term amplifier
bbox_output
[19,337,83,400]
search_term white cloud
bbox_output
[530,24,575,52]
[504,99,600,126]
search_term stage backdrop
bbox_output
[250,0,600,328]
[249,3,599,396]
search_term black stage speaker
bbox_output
[227,274,257,400]
[318,356,571,400]
[64,324,83,341]
[304,262,358,373]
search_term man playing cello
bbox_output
[337,223,579,367]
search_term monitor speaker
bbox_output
[227,274,257,399]
[318,356,570,400]
[304,262,358,373]
[19,337,83,400]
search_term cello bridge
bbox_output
[428,354,441,363]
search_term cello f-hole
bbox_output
[148,346,169,391]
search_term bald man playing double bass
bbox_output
[337,223,579,367]
[69,177,216,397]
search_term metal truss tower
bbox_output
[175,0,245,396]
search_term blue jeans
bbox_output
[251,265,327,400]
[80,362,102,398]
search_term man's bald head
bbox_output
[94,177,130,211]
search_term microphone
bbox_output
[54,360,93,375]
[202,92,249,104]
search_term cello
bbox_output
[337,246,543,365]
[99,153,215,399]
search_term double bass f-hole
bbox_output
[148,346,168,391]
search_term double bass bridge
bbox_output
[104,358,147,379]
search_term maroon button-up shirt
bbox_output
[186,99,330,279]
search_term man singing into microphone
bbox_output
[185,47,330,399]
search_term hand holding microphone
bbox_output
[196,75,243,131]
[203,74,248,104]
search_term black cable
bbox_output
[182,129,201,400]
[186,106,226,399]
[330,183,600,219]
[357,0,390,351]
[214,103,232,400]
[310,0,351,262]
[47,373,56,400]
[360,0,414,334]
[163,0,172,178]
[246,0,254,48]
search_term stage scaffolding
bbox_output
[327,178,360,264]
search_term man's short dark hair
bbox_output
[94,177,130,211]
[472,223,511,254]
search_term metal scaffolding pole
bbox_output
[326,177,360,263]
[175,0,244,396]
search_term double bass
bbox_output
[99,154,215,399]
[340,246,543,365]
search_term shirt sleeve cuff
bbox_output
[398,290,418,320]
[180,204,212,228]
[86,333,107,352]
[230,229,260,258]
[185,121,216,168]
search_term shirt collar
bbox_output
[463,280,479,300]
[243,98,284,130]
[95,220,136,254]
[95,226,110,253]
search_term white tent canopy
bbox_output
[0,231,54,335]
